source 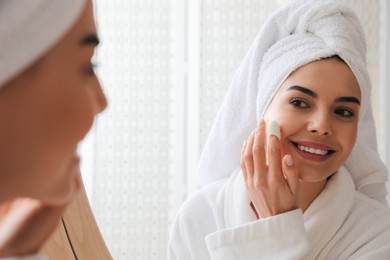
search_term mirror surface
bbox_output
[80,1,389,259]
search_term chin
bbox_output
[39,176,79,206]
[296,166,335,183]
[43,189,77,206]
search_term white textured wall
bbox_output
[92,0,173,259]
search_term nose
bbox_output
[307,112,333,136]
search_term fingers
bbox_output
[282,154,299,196]
[242,129,256,180]
[241,120,267,183]
[241,141,248,180]
[0,198,66,256]
[241,121,301,218]
[253,121,267,179]
[268,134,284,184]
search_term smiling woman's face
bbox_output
[0,0,107,205]
[263,57,361,183]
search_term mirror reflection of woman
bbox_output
[169,0,390,259]
[0,0,106,258]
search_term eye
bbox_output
[289,98,309,108]
[335,108,354,117]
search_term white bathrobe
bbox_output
[168,167,390,259]
[168,1,390,259]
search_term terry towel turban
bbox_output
[198,0,388,204]
[0,0,85,87]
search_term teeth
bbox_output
[298,144,329,155]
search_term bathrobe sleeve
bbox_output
[205,209,310,260]
[169,195,310,260]
[168,191,221,260]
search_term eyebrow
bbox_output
[81,34,100,46]
[287,85,317,98]
[335,96,361,105]
[287,85,361,105]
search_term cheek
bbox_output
[41,71,96,142]
[52,89,95,143]
[263,98,294,126]
[263,108,301,135]
[0,78,95,187]
[338,124,358,155]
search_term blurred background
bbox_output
[79,0,390,259]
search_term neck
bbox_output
[298,178,328,213]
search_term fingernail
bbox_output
[286,154,294,167]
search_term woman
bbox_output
[168,0,390,259]
[0,0,106,258]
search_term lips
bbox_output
[291,140,335,162]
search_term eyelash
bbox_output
[289,98,355,118]
[289,98,309,108]
[335,108,354,117]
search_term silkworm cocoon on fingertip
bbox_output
[267,120,281,139]
[266,121,280,165]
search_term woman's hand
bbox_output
[0,199,66,257]
[0,171,81,257]
[241,120,300,219]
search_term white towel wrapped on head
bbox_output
[197,0,388,203]
[0,0,85,87]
